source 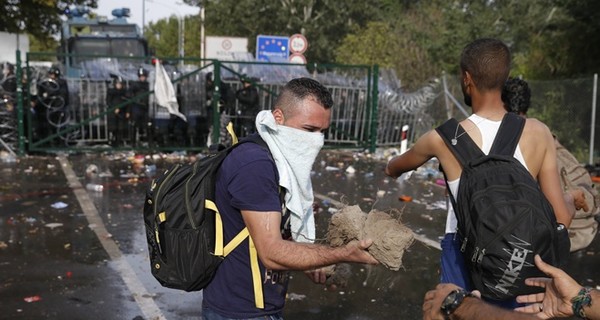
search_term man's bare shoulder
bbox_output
[411,128,449,157]
[416,128,444,145]
[523,117,552,136]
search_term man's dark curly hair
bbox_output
[502,77,531,115]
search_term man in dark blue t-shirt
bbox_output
[202,78,379,319]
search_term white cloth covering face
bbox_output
[255,110,324,243]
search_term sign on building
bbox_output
[205,36,248,60]
[255,35,289,62]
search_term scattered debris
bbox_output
[85,184,104,192]
[85,164,99,177]
[287,293,307,301]
[399,195,413,202]
[51,202,68,209]
[23,296,41,303]
[98,170,113,178]
[45,223,64,229]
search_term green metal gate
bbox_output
[6,51,438,155]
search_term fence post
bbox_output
[210,60,221,145]
[16,50,25,156]
[590,73,598,165]
[369,64,379,153]
[442,72,452,119]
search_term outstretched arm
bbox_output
[516,254,600,320]
[423,283,534,320]
[241,210,379,271]
[385,130,437,179]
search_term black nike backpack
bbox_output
[436,112,570,301]
[143,134,269,293]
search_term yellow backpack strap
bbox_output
[224,227,249,256]
[248,236,264,309]
[209,197,265,309]
[205,199,224,256]
[226,122,238,145]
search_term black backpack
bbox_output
[436,113,570,301]
[143,134,269,294]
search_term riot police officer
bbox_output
[106,76,130,147]
[1,63,17,106]
[129,67,150,145]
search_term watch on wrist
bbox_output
[441,288,474,319]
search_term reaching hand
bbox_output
[515,254,582,318]
[423,283,462,320]
[570,188,589,212]
[304,266,330,284]
[344,239,379,265]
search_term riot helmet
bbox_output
[48,67,61,78]
[113,76,125,88]
[137,67,148,78]
[3,62,14,75]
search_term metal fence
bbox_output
[9,51,599,161]
[6,52,391,154]
[431,74,600,164]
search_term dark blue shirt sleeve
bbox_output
[227,149,281,213]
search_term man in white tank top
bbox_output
[385,38,572,310]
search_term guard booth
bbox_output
[6,51,441,155]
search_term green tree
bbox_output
[145,15,202,60]
[549,0,600,77]
[334,0,568,87]
[0,0,97,40]
[145,17,181,58]
[28,34,59,60]
[182,0,382,63]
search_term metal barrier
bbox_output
[3,51,600,165]
[7,51,448,155]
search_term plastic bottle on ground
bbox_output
[86,183,104,192]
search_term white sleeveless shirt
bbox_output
[444,114,529,234]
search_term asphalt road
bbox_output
[0,150,598,319]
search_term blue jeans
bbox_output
[440,233,472,291]
[202,307,283,320]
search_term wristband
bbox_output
[571,287,593,319]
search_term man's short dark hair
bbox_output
[275,77,333,116]
[460,38,510,92]
[275,78,333,109]
[502,77,531,115]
